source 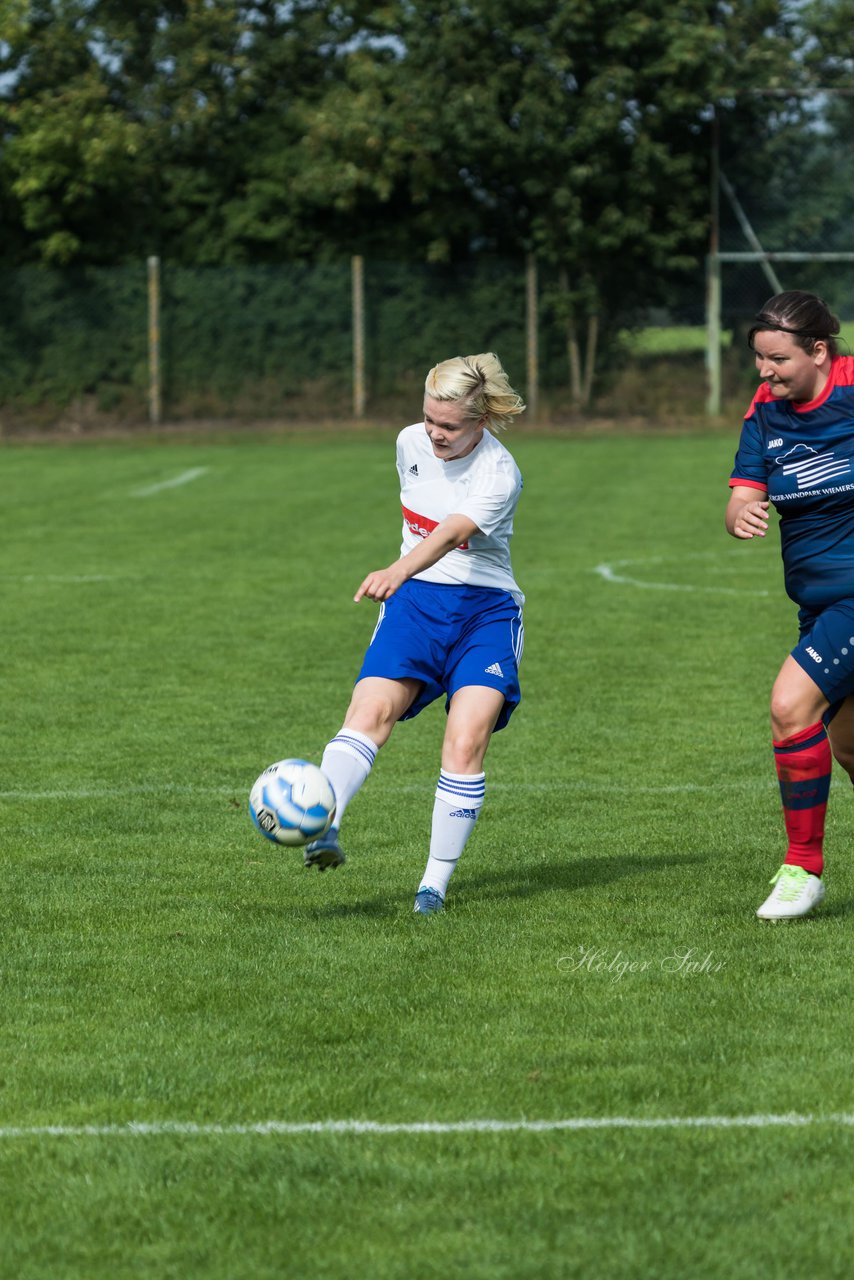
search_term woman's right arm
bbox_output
[726,485,770,539]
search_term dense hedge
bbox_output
[0,258,581,423]
[8,255,844,425]
[0,265,148,413]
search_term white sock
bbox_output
[419,770,485,898]
[321,729,378,829]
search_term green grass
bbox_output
[622,325,733,354]
[1,428,852,1278]
[623,321,854,356]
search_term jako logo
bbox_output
[806,646,823,663]
[769,437,783,448]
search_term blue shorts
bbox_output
[357,579,524,731]
[794,599,854,710]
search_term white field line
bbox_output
[0,1114,852,1140]
[131,467,209,497]
[594,561,770,598]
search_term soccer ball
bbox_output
[248,759,336,847]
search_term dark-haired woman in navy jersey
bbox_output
[727,290,854,919]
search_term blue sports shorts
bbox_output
[356,579,524,731]
[794,599,854,711]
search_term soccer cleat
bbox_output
[756,865,825,920]
[413,886,445,915]
[303,829,345,872]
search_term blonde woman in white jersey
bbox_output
[304,353,526,913]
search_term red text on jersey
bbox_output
[401,504,469,550]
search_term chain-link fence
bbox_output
[0,256,724,431]
[4,248,849,431]
[707,122,854,412]
[0,258,537,427]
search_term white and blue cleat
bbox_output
[303,828,346,871]
[413,886,445,915]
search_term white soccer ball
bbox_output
[248,759,336,847]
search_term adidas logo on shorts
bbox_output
[485,662,504,677]
[408,464,419,475]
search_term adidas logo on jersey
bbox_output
[408,464,419,476]
[485,662,504,677]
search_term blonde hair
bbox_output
[424,353,525,432]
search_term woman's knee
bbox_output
[442,688,504,772]
[345,697,397,742]
[831,745,854,781]
[770,670,826,739]
[343,677,418,743]
[770,686,803,739]
[441,727,490,774]
[827,699,854,780]
[829,728,854,779]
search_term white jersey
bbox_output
[396,422,524,606]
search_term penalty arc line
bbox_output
[0,1114,852,1140]
[131,467,209,497]
[593,562,770,597]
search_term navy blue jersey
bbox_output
[730,356,854,610]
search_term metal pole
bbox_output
[705,112,722,417]
[352,255,365,418]
[706,253,722,417]
[719,171,783,294]
[147,255,162,425]
[717,252,854,262]
[526,253,538,421]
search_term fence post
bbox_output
[352,255,365,418]
[705,253,722,417]
[147,255,162,425]
[705,111,721,417]
[526,253,539,421]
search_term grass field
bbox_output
[1,425,852,1278]
[625,321,854,355]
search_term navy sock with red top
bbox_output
[772,722,831,877]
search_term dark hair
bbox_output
[748,290,840,357]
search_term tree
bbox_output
[0,2,357,264]
[290,1,797,399]
[0,2,147,262]
[712,0,854,325]
[4,0,845,400]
